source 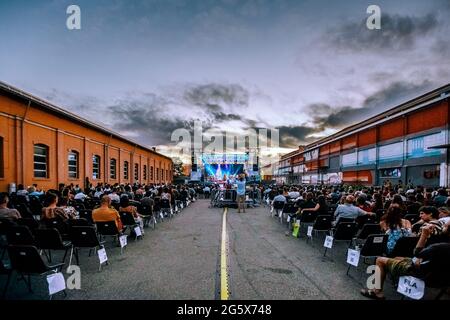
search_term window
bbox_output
[110,158,117,179]
[68,151,79,178]
[92,155,101,179]
[34,144,49,178]
[156,168,159,180]
[124,161,129,180]
[150,166,154,180]
[143,165,147,180]
[134,163,139,181]
[0,137,4,178]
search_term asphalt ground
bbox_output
[1,199,446,300]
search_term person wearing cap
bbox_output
[333,195,375,225]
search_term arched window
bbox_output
[92,155,101,179]
[143,165,147,180]
[68,150,79,178]
[124,161,129,180]
[34,144,49,178]
[150,166,154,180]
[110,158,117,179]
[0,137,4,178]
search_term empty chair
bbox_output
[13,203,34,219]
[35,228,72,263]
[78,209,93,224]
[323,222,358,257]
[298,211,317,236]
[307,215,332,244]
[17,218,39,235]
[1,260,12,299]
[7,245,65,296]
[69,226,105,268]
[139,205,155,229]
[351,224,382,247]
[95,221,122,244]
[67,218,91,227]
[42,218,70,240]
[6,225,36,246]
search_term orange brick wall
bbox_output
[407,101,447,135]
[0,93,173,192]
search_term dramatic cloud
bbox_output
[311,80,436,129]
[278,125,320,148]
[327,13,438,51]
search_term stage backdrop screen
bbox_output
[204,164,244,179]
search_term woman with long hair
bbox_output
[380,205,411,254]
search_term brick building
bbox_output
[0,81,173,192]
[274,84,450,187]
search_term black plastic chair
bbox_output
[42,218,70,240]
[6,225,36,246]
[324,222,358,257]
[68,218,91,227]
[17,218,39,235]
[272,201,285,219]
[351,224,382,247]
[35,228,72,263]
[7,245,65,296]
[389,236,419,258]
[119,212,140,240]
[95,221,122,244]
[0,260,12,299]
[69,226,106,269]
[78,209,93,224]
[307,215,332,244]
[347,234,387,275]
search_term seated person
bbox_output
[119,195,144,234]
[411,206,445,236]
[93,195,123,231]
[380,206,412,255]
[41,193,76,221]
[334,195,375,225]
[0,193,21,221]
[361,224,450,300]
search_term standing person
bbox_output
[236,174,246,213]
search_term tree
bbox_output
[172,157,184,177]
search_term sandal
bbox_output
[360,288,385,300]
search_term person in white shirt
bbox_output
[108,189,120,203]
[74,191,87,201]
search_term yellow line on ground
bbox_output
[220,207,229,300]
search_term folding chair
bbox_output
[347,234,387,275]
[299,211,317,237]
[307,215,332,244]
[323,222,358,257]
[42,218,70,241]
[95,221,123,245]
[78,209,94,224]
[7,245,65,297]
[17,218,39,235]
[69,226,107,269]
[35,228,72,263]
[119,212,141,241]
[388,236,419,258]
[351,223,381,248]
[0,260,12,299]
[6,225,36,246]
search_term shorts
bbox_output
[386,257,414,279]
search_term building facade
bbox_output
[0,82,173,192]
[274,84,450,187]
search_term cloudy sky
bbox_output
[1,0,449,163]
